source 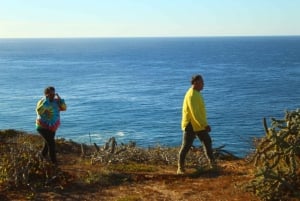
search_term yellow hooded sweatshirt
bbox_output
[181,87,207,132]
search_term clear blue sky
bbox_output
[1,0,299,38]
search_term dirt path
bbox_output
[3,160,259,201]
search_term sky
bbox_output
[1,0,300,38]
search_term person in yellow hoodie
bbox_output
[36,86,67,165]
[177,74,215,174]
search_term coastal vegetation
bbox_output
[247,109,300,200]
[0,109,299,201]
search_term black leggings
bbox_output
[178,123,214,169]
[37,128,57,163]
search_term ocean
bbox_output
[0,36,299,157]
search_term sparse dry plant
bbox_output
[0,130,70,195]
[90,137,239,168]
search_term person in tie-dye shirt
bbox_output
[36,86,67,164]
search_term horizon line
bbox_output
[1,34,300,40]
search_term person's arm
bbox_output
[188,93,207,130]
[36,98,47,115]
[56,93,67,111]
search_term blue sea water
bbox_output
[0,36,300,157]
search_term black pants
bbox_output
[178,123,214,169]
[37,128,57,164]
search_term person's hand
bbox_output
[55,93,62,102]
[205,125,211,132]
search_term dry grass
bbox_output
[2,110,299,201]
[0,129,260,201]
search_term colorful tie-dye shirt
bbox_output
[36,97,67,132]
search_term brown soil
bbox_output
[1,156,260,201]
[0,131,260,201]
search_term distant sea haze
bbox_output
[0,36,299,157]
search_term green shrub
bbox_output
[247,109,300,201]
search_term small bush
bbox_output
[0,130,69,192]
